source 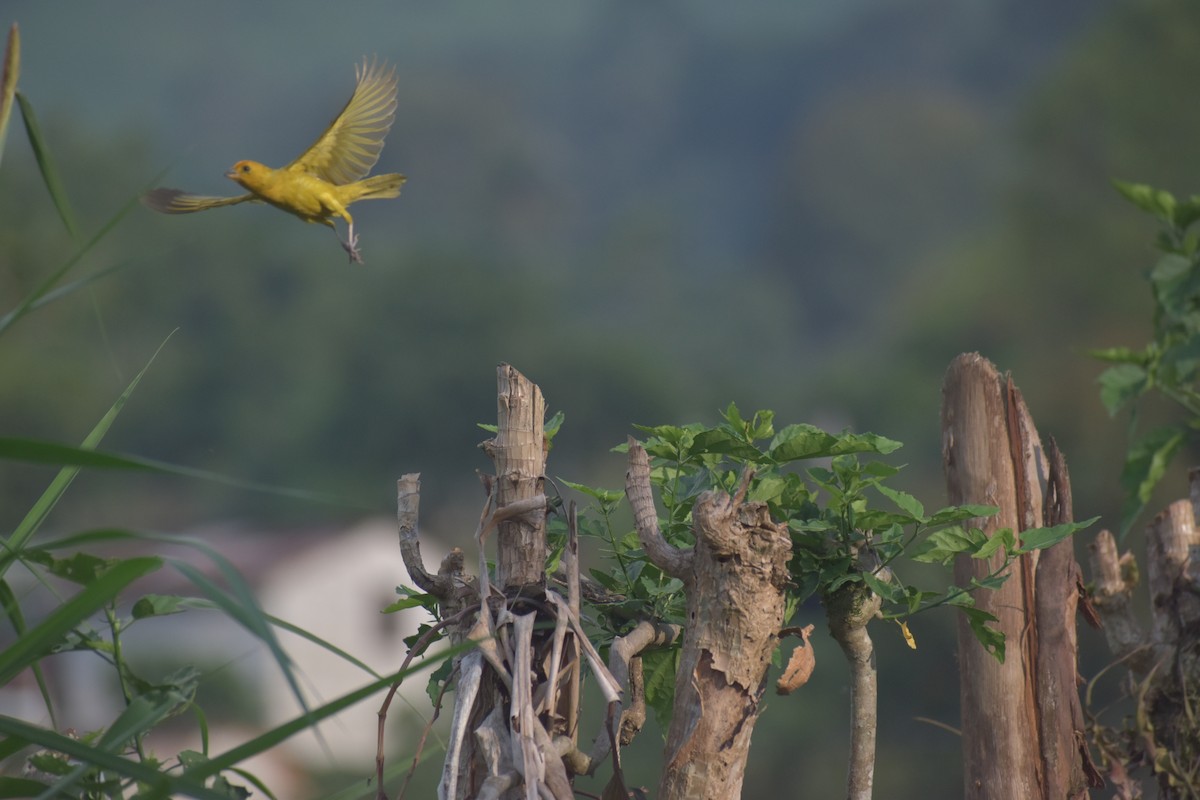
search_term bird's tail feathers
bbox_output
[350,173,406,201]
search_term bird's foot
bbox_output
[339,230,363,264]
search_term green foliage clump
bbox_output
[1094,181,1200,535]
[553,403,1092,724]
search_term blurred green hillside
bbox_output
[3,1,1199,794]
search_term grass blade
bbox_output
[0,716,229,800]
[187,647,464,781]
[0,556,161,685]
[0,437,371,509]
[0,189,144,338]
[25,261,131,314]
[15,91,77,239]
[0,579,57,729]
[0,334,173,581]
[0,23,18,171]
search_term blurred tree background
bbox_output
[3,0,1198,796]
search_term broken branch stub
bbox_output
[482,363,548,592]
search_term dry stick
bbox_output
[440,650,483,800]
[375,606,475,800]
[510,612,545,800]
[606,620,679,747]
[563,501,582,744]
[539,605,570,718]
[397,473,447,596]
[396,664,455,800]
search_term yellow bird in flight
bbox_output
[145,59,405,264]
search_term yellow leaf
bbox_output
[898,620,916,649]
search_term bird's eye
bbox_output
[241,164,251,173]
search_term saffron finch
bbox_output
[145,59,405,264]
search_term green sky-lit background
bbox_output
[3,1,1198,796]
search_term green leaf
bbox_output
[769,424,902,462]
[381,595,434,614]
[560,479,625,506]
[1175,196,1200,232]
[1119,427,1186,536]
[16,92,77,239]
[874,484,924,522]
[425,658,454,706]
[1016,517,1098,553]
[641,647,678,728]
[955,605,1005,663]
[543,410,565,444]
[98,680,197,752]
[687,428,763,460]
[720,401,746,431]
[1088,346,1147,365]
[972,528,1014,561]
[132,594,188,619]
[861,570,904,604]
[925,504,998,526]
[0,557,161,686]
[907,527,987,565]
[23,550,116,585]
[1114,180,1177,224]
[1097,363,1149,416]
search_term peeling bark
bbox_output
[626,441,791,800]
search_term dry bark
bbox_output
[943,354,1044,799]
[942,353,1097,799]
[389,366,677,800]
[1035,439,1102,798]
[480,363,547,591]
[626,440,792,800]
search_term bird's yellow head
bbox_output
[226,160,270,190]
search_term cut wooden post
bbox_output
[940,353,1044,800]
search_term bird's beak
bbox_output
[225,169,238,180]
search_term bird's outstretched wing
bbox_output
[284,58,398,185]
[143,188,256,214]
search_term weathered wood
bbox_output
[626,442,791,800]
[1035,439,1100,797]
[482,363,547,591]
[1147,499,1196,651]
[942,353,1042,800]
[1086,530,1148,676]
